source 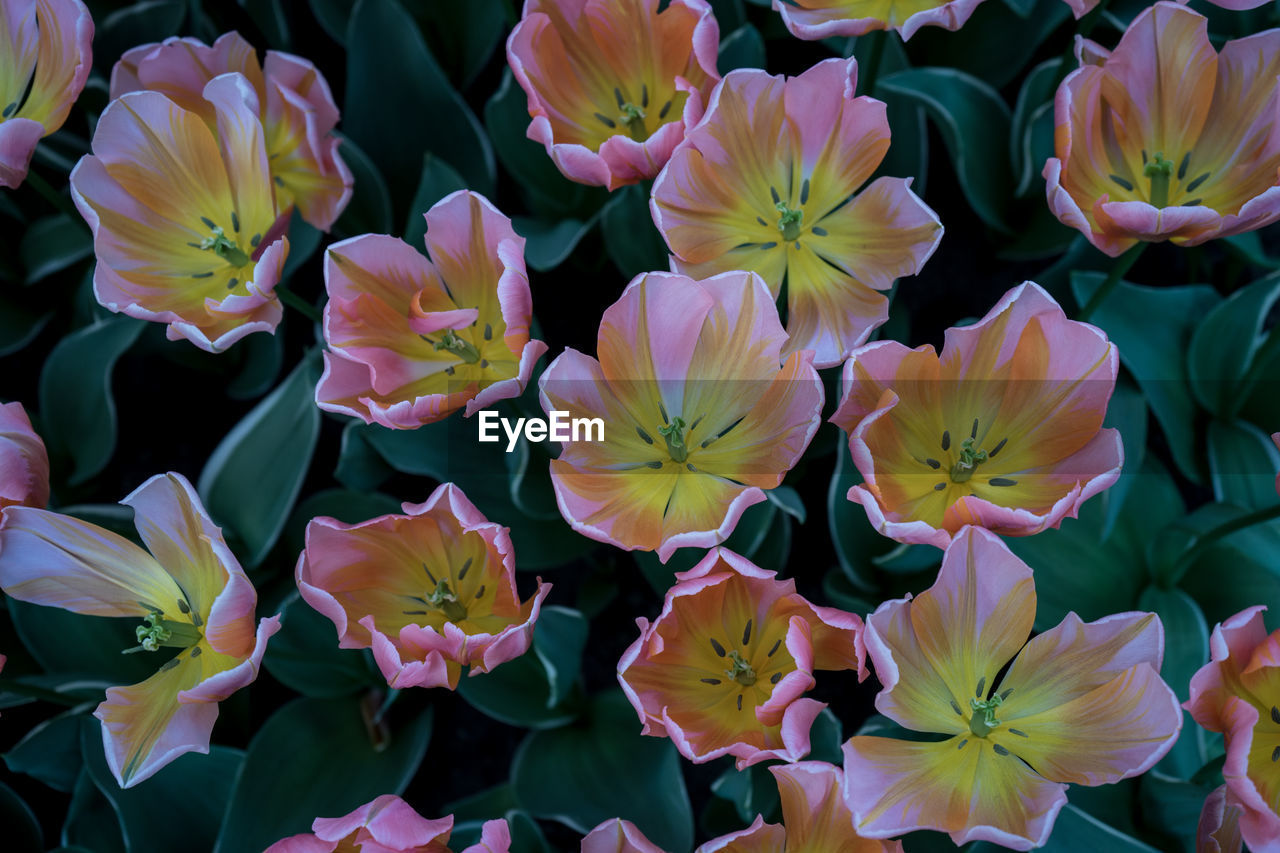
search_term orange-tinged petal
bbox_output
[772,761,904,852]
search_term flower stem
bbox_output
[1078,242,1145,321]
[1176,503,1280,577]
[25,169,87,228]
[275,285,322,323]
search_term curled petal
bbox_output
[1197,785,1245,853]
[0,400,49,509]
[581,818,670,853]
[774,0,987,41]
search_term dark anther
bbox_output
[771,672,782,684]
[989,478,1017,487]
[459,557,472,580]
[767,639,781,657]
[710,638,726,657]
[594,112,616,128]
[990,438,1007,457]
[941,430,951,451]
[1109,174,1134,192]
[925,458,941,469]
[975,677,986,697]
[993,744,1010,756]
[701,677,721,685]
[742,619,752,645]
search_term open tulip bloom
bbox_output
[618,547,865,769]
[0,400,48,510]
[1044,2,1280,257]
[771,0,984,41]
[1186,606,1280,852]
[0,0,92,189]
[109,31,352,231]
[538,270,823,562]
[842,527,1181,849]
[316,190,547,429]
[0,472,280,787]
[70,73,290,353]
[506,0,720,189]
[651,58,941,368]
[831,281,1122,549]
[264,795,512,853]
[297,482,551,690]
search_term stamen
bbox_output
[1177,152,1190,180]
[636,427,654,444]
[432,330,482,364]
[957,739,968,749]
[617,102,647,141]
[594,112,618,128]
[197,223,251,268]
[1109,174,1134,192]
[1008,728,1028,737]
[811,226,827,236]
[658,100,672,120]
[925,458,941,469]
[710,638,726,657]
[969,694,1003,737]
[724,650,756,687]
[992,743,1011,756]
[989,478,1017,487]
[941,430,950,451]
[424,579,467,622]
[1273,746,1280,762]
[658,415,689,463]
[800,179,810,205]
[742,619,752,645]
[770,672,782,684]
[767,639,781,657]
[775,201,804,242]
[758,242,777,251]
[701,677,721,685]
[769,186,780,205]
[1185,172,1210,194]
[1143,151,1175,208]
[989,438,1007,457]
[975,677,986,697]
[458,557,472,580]
[737,695,743,711]
[1271,706,1280,724]
[1,102,15,118]
[950,437,989,484]
[950,699,963,715]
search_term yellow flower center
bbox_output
[1109,150,1211,209]
[724,650,757,687]
[197,219,251,268]
[423,578,468,623]
[123,603,203,656]
[969,694,1003,737]
[775,201,804,242]
[431,329,482,365]
[658,415,689,463]
[922,420,1018,492]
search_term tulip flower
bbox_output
[581,819,668,853]
[830,282,1121,549]
[297,482,551,690]
[110,31,352,230]
[1044,3,1280,257]
[539,270,823,562]
[698,762,903,852]
[843,526,1181,849]
[0,0,92,189]
[1185,606,1280,852]
[70,76,290,353]
[264,795,511,853]
[771,0,985,41]
[0,400,49,510]
[506,0,720,189]
[618,547,865,769]
[1197,786,1245,853]
[0,472,280,787]
[316,191,546,429]
[652,58,941,368]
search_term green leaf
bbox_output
[4,710,85,792]
[828,434,892,592]
[0,780,42,853]
[1006,457,1182,631]
[81,720,241,852]
[458,606,588,729]
[1139,771,1211,851]
[718,23,765,72]
[1072,273,1220,484]
[96,1,185,73]
[20,214,92,284]
[308,0,355,44]
[238,0,290,49]
[405,154,468,249]
[877,68,1013,232]
[62,770,125,853]
[1137,586,1208,703]
[903,0,1069,90]
[8,598,159,684]
[511,690,693,850]
[1187,271,1280,417]
[1034,803,1159,852]
[414,0,506,90]
[331,135,393,237]
[601,184,668,281]
[226,328,283,400]
[263,592,381,698]
[198,351,322,568]
[1099,381,1147,539]
[1168,503,1280,623]
[345,0,494,216]
[484,70,606,220]
[283,487,404,557]
[1010,59,1061,197]
[281,213,323,282]
[513,215,598,272]
[0,290,51,357]
[765,485,805,523]
[334,421,395,492]
[38,316,144,485]
[215,696,434,853]
[505,435,561,521]
[1207,418,1280,511]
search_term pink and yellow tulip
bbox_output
[1198,785,1245,853]
[618,547,865,769]
[772,0,984,41]
[506,0,720,189]
[0,400,48,510]
[651,58,941,368]
[0,0,91,189]
[316,191,546,429]
[296,482,551,690]
[1185,606,1280,853]
[830,282,1121,549]
[697,762,903,852]
[264,795,511,853]
[842,526,1181,850]
[110,31,352,230]
[0,472,280,787]
[70,76,290,353]
[538,270,823,562]
[1045,3,1280,257]
[581,819,668,853]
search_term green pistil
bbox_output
[1143,151,1175,209]
[969,695,1003,737]
[432,330,481,364]
[199,224,251,268]
[425,579,468,622]
[949,437,988,484]
[619,103,647,142]
[724,650,757,687]
[123,610,202,654]
[775,202,804,242]
[657,416,688,463]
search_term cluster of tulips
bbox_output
[2,0,1280,850]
